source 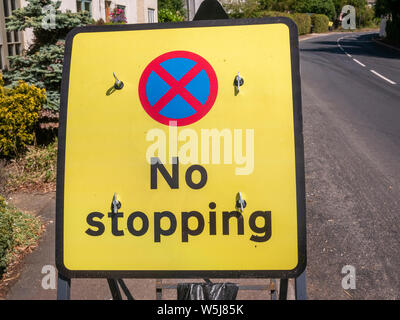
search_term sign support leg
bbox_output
[278,279,288,300]
[295,271,307,300]
[107,278,123,300]
[117,279,134,300]
[57,273,71,300]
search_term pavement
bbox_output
[3,30,400,300]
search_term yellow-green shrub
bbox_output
[0,74,46,157]
[260,11,311,35]
[291,13,312,35]
[311,14,329,33]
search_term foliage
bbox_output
[3,0,93,111]
[386,19,400,45]
[333,0,376,27]
[261,10,292,19]
[258,0,295,12]
[311,14,329,33]
[5,0,93,51]
[333,0,367,18]
[293,0,336,20]
[0,76,46,157]
[3,41,64,111]
[158,0,186,17]
[0,195,42,275]
[261,11,311,35]
[0,196,12,274]
[109,7,127,24]
[158,8,185,22]
[361,6,377,27]
[375,0,400,19]
[4,138,58,193]
[224,0,264,18]
[292,12,312,35]
[375,0,400,45]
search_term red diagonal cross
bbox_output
[151,63,204,113]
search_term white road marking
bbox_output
[304,33,397,86]
[370,70,397,85]
[353,58,366,67]
[337,34,397,85]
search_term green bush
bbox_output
[260,10,292,19]
[0,75,46,157]
[386,19,400,46]
[311,14,329,33]
[0,196,13,274]
[293,0,336,20]
[291,13,312,35]
[225,0,264,18]
[4,41,64,111]
[0,195,42,275]
[261,11,311,35]
[158,8,185,22]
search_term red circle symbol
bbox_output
[138,51,218,126]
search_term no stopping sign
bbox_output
[138,51,218,126]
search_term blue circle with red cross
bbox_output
[138,51,218,126]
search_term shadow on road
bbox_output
[300,33,400,60]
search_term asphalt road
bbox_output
[301,32,400,299]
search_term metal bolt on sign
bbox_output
[111,193,121,213]
[113,72,124,90]
[234,72,244,92]
[236,192,247,212]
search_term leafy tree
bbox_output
[223,0,263,18]
[375,0,400,20]
[258,0,296,12]
[158,8,185,22]
[158,0,186,17]
[6,0,92,51]
[3,0,93,111]
[375,0,400,45]
[293,0,336,20]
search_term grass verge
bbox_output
[2,139,57,194]
[0,195,43,287]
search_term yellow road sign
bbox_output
[56,17,306,278]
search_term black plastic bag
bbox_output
[177,283,238,300]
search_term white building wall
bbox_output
[19,0,157,50]
[139,0,158,23]
[113,0,138,24]
[59,0,142,23]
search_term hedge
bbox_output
[292,13,312,35]
[260,11,311,35]
[311,14,329,33]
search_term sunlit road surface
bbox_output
[301,31,400,299]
